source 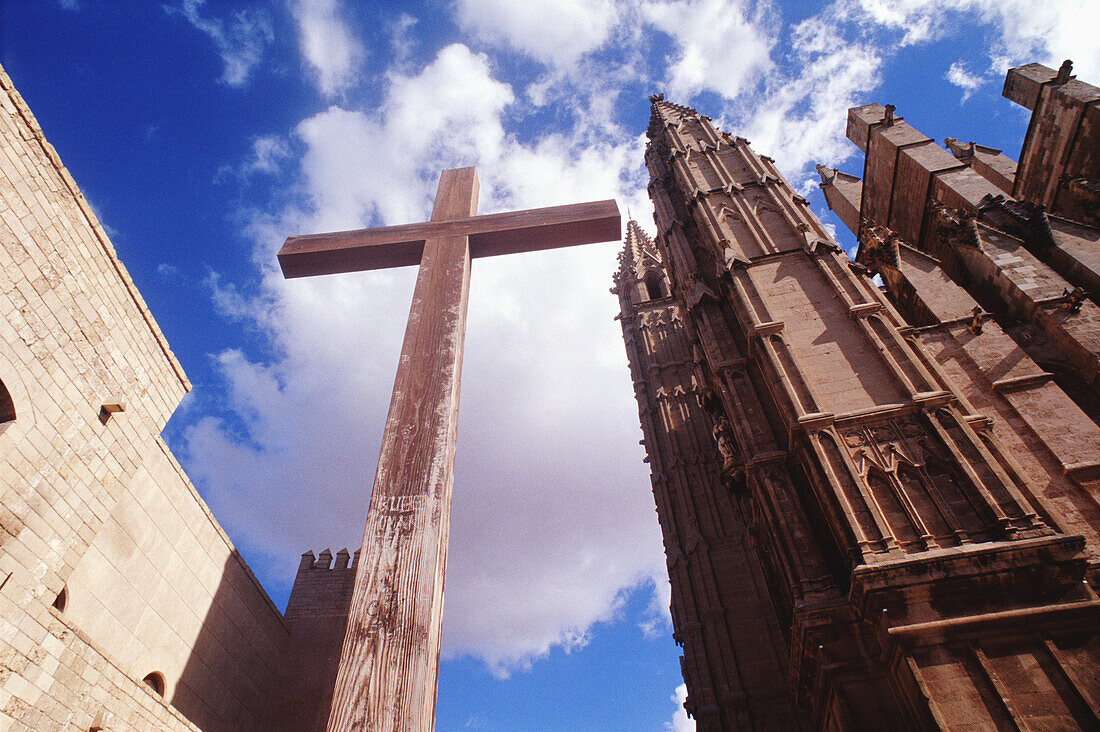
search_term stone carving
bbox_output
[967,306,986,334]
[1062,286,1087,313]
[713,416,738,465]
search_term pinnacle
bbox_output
[647,94,700,138]
[816,164,837,186]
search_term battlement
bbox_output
[284,548,359,620]
[296,547,360,572]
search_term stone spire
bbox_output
[616,220,669,302]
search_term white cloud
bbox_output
[248,135,292,174]
[735,16,881,189]
[214,135,293,183]
[184,42,665,675]
[456,0,618,66]
[666,684,695,731]
[946,60,984,101]
[840,0,1100,80]
[642,0,776,100]
[291,0,365,97]
[165,0,273,87]
[388,12,418,66]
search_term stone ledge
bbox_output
[850,533,1087,620]
[991,371,1055,392]
[887,599,1100,648]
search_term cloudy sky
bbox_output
[3,1,1096,729]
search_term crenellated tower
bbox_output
[626,90,1100,729]
[265,548,360,731]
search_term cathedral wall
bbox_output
[0,587,204,730]
[653,89,1100,729]
[615,220,803,730]
[910,324,1100,554]
[1014,77,1100,211]
[0,63,190,608]
[747,254,907,413]
[1048,218,1100,297]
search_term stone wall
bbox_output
[64,439,289,730]
[265,549,358,731]
[0,61,291,731]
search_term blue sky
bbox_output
[2,1,1095,729]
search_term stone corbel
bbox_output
[912,390,952,410]
[721,245,750,271]
[683,273,719,308]
[962,413,995,432]
[797,412,835,434]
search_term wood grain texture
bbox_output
[325,167,478,732]
[278,198,620,278]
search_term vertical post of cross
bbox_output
[325,167,478,731]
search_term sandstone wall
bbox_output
[0,61,289,731]
[65,439,289,730]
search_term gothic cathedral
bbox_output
[616,61,1100,729]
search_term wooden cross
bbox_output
[278,167,619,731]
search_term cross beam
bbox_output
[279,199,620,278]
[278,167,620,731]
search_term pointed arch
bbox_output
[818,431,884,552]
[865,465,919,549]
[894,462,950,545]
[643,270,669,300]
[921,454,987,542]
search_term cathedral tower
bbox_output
[622,85,1100,729]
[614,222,800,729]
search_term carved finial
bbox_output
[649,93,665,103]
[816,164,837,187]
[977,193,1006,211]
[1056,59,1073,84]
[884,104,896,126]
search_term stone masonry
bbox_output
[0,61,355,731]
[622,63,1100,730]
